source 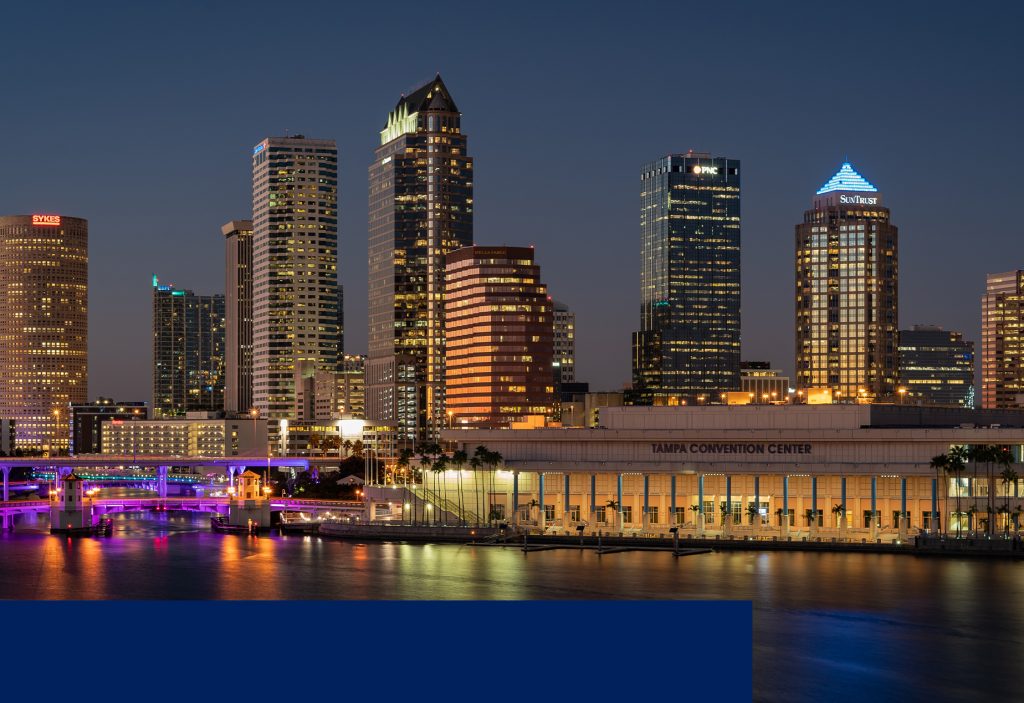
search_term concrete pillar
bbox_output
[538,473,545,532]
[811,476,818,537]
[783,475,789,536]
[841,476,847,535]
[643,475,650,532]
[228,466,236,488]
[157,465,169,498]
[590,474,596,528]
[2,465,9,502]
[698,474,705,535]
[616,473,623,533]
[870,476,877,541]
[563,474,571,528]
[725,475,732,535]
[512,470,519,525]
[931,477,938,534]
[900,477,908,541]
[753,475,760,530]
[670,475,677,527]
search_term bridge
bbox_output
[0,495,366,529]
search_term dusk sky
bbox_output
[2,1,1022,402]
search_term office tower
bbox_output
[740,362,790,403]
[152,277,225,417]
[293,354,366,423]
[339,353,365,418]
[982,271,1024,408]
[898,325,974,407]
[367,75,473,441]
[0,214,88,452]
[222,219,253,414]
[252,135,340,421]
[445,246,554,429]
[552,300,576,385]
[631,152,741,405]
[69,398,147,454]
[795,162,898,402]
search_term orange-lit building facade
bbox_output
[0,214,88,452]
[982,271,1024,409]
[445,246,555,428]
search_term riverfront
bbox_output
[2,512,1023,701]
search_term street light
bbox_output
[898,387,907,405]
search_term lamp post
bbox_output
[52,408,62,456]
[131,408,141,468]
[898,387,907,405]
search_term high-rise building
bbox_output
[0,214,88,453]
[553,300,576,385]
[898,325,974,408]
[222,219,253,414]
[252,136,340,421]
[445,246,554,429]
[982,271,1024,408]
[152,277,225,417]
[69,398,148,455]
[293,354,366,423]
[740,362,790,403]
[631,152,741,405]
[339,354,365,418]
[795,162,899,402]
[367,75,473,441]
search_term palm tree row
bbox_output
[931,444,1017,538]
[391,444,504,526]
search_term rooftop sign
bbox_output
[31,214,61,226]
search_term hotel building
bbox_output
[553,300,576,385]
[898,325,974,407]
[445,246,555,429]
[982,271,1024,409]
[632,152,741,406]
[252,136,340,421]
[796,162,898,402]
[152,277,225,417]
[69,398,147,455]
[367,75,473,442]
[0,214,88,452]
[101,414,268,457]
[223,219,253,414]
[442,404,1024,537]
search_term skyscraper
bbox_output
[152,277,225,417]
[982,271,1024,408]
[367,75,473,441]
[0,214,88,452]
[631,152,741,405]
[553,300,576,385]
[251,136,340,421]
[445,246,554,428]
[898,325,974,407]
[795,162,899,402]
[222,219,253,414]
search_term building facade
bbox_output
[982,271,1024,409]
[152,277,225,417]
[899,325,974,407]
[0,214,88,452]
[70,398,147,455]
[101,415,268,457]
[367,75,473,441]
[796,162,898,402]
[632,152,741,406]
[252,136,340,421]
[293,354,366,423]
[222,219,253,414]
[740,362,790,403]
[553,300,576,385]
[445,246,554,429]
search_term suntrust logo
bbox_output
[839,194,878,205]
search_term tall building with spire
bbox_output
[631,152,741,406]
[795,162,899,402]
[366,75,473,441]
[251,136,340,421]
[222,219,253,414]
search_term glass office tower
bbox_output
[982,271,1024,408]
[631,152,741,405]
[898,325,974,407]
[795,162,899,402]
[367,74,473,441]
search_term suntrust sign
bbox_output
[839,194,878,205]
[651,442,812,455]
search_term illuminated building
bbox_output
[0,214,88,452]
[69,398,148,455]
[222,219,253,414]
[740,362,790,403]
[293,354,366,423]
[252,136,340,421]
[444,246,555,429]
[367,75,473,442]
[631,152,741,406]
[795,162,898,402]
[152,277,225,417]
[898,325,974,407]
[100,414,268,456]
[552,300,576,385]
[982,271,1024,408]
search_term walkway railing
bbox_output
[410,485,480,525]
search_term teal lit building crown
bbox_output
[816,162,877,194]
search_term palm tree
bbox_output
[484,448,503,526]
[431,455,448,526]
[690,503,702,529]
[804,508,816,528]
[450,449,468,525]
[998,455,1016,538]
[929,454,949,536]
[947,446,969,538]
[775,507,785,527]
[832,503,846,533]
[396,448,414,523]
[747,502,761,527]
[719,501,731,528]
[606,499,620,531]
[342,439,353,457]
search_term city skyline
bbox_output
[2,3,1022,401]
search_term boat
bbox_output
[210,515,264,534]
[50,518,114,536]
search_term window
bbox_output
[490,504,505,520]
[595,506,607,523]
[544,504,555,521]
[621,506,633,524]
[674,509,686,525]
[569,505,580,522]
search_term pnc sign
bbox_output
[692,165,718,175]
[31,214,61,226]
[839,194,878,205]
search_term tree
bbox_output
[998,458,1017,538]
[947,446,969,538]
[342,439,353,457]
[690,503,703,527]
[929,454,949,536]
[747,502,761,526]
[351,440,364,457]
[804,508,816,527]
[606,499,620,531]
[775,507,786,527]
[719,501,731,527]
[832,503,846,529]
[450,449,468,525]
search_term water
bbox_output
[1,512,1020,700]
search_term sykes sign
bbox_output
[651,442,812,455]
